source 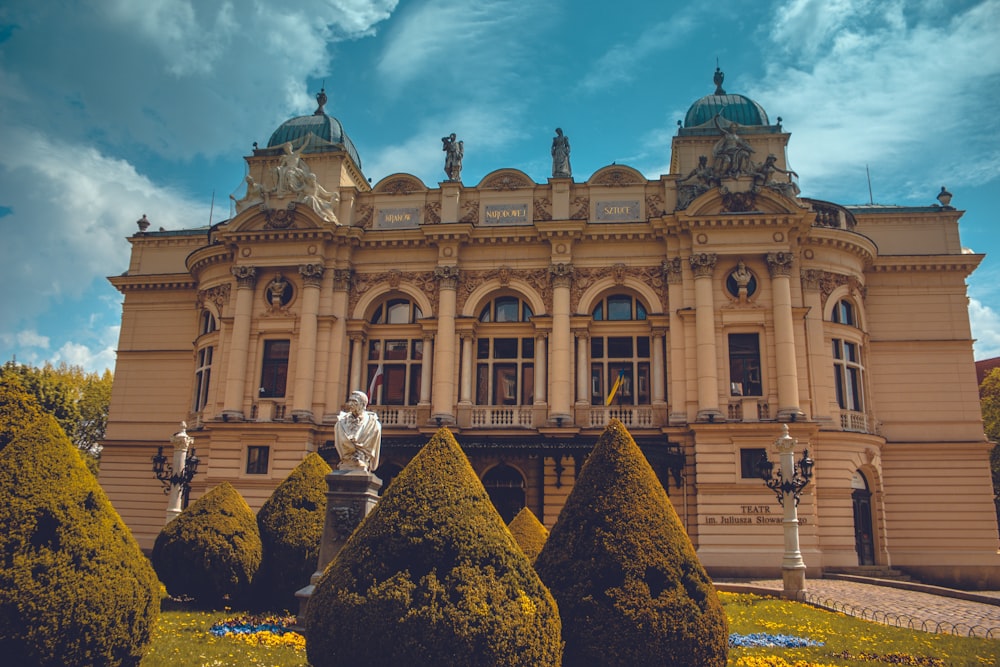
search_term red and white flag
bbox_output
[368,365,384,404]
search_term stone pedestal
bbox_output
[295,469,382,628]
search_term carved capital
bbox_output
[766,252,795,278]
[333,268,353,291]
[688,253,717,279]
[664,257,684,285]
[434,265,460,289]
[800,268,822,291]
[549,262,575,288]
[298,263,325,287]
[231,265,258,288]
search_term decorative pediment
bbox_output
[588,165,645,187]
[372,173,428,195]
[683,182,804,217]
[223,202,326,233]
[477,169,535,190]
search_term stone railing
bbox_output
[373,406,419,427]
[588,406,654,428]
[470,407,534,428]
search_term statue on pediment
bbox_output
[753,154,800,198]
[712,114,754,177]
[231,175,266,213]
[676,155,717,209]
[273,141,313,196]
[551,128,571,178]
[299,173,340,223]
[442,133,464,182]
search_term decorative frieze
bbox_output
[458,267,552,315]
[348,270,437,315]
[569,196,589,220]
[646,194,664,217]
[424,201,441,224]
[354,204,373,229]
[570,264,666,313]
[533,197,553,221]
[460,200,479,224]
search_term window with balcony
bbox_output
[729,333,762,397]
[366,297,425,406]
[833,339,864,412]
[475,296,535,406]
[590,336,651,406]
[259,339,289,398]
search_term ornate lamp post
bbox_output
[152,422,201,524]
[759,424,815,597]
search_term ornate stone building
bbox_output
[101,73,999,587]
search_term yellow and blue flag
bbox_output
[605,369,625,406]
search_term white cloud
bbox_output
[754,0,1000,201]
[15,330,50,349]
[970,298,1000,360]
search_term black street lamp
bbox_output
[152,445,200,508]
[759,445,814,506]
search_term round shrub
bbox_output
[0,385,159,667]
[254,452,331,610]
[508,506,549,564]
[534,419,728,667]
[152,481,261,607]
[306,427,562,667]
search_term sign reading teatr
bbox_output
[703,504,809,526]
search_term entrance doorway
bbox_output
[482,464,526,523]
[851,471,875,566]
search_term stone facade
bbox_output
[100,80,999,588]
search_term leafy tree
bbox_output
[534,419,728,667]
[0,361,112,470]
[306,428,562,666]
[152,482,262,608]
[978,368,1000,533]
[508,506,548,564]
[254,452,331,611]
[0,382,159,666]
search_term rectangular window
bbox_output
[259,340,289,398]
[740,448,768,479]
[246,446,270,475]
[729,333,762,396]
[193,346,213,411]
[385,340,408,360]
[833,339,864,411]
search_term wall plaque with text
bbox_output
[595,200,642,222]
[376,207,420,229]
[483,204,530,225]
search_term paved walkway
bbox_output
[716,577,1000,638]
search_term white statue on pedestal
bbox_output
[334,391,381,472]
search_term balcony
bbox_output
[471,407,534,428]
[727,398,771,422]
[373,406,419,427]
[840,410,871,434]
[588,406,654,428]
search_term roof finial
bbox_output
[314,86,328,116]
[713,62,726,95]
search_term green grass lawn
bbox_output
[141,592,999,666]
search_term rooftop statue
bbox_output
[551,128,571,178]
[299,173,340,223]
[676,155,718,209]
[442,133,464,182]
[753,154,800,198]
[273,140,313,196]
[334,391,382,472]
[712,114,754,177]
[231,175,266,213]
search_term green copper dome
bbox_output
[683,68,769,128]
[267,89,362,169]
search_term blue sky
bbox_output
[1,0,998,373]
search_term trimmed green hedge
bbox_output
[508,506,549,564]
[0,383,159,667]
[534,419,728,666]
[152,481,261,607]
[306,428,562,666]
[254,452,331,610]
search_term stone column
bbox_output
[323,269,351,421]
[431,266,459,424]
[223,265,256,420]
[651,327,666,404]
[348,334,364,393]
[459,333,474,404]
[534,333,547,404]
[801,270,832,424]
[419,334,433,405]
[549,263,574,422]
[690,254,723,422]
[575,331,589,404]
[665,258,688,424]
[292,264,324,421]
[768,252,804,421]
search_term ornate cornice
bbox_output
[298,263,325,287]
[231,265,258,288]
[689,253,718,278]
[766,251,795,278]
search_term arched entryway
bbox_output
[482,464,526,523]
[851,470,876,566]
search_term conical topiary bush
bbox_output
[534,419,728,666]
[306,427,562,666]
[152,481,261,607]
[0,384,159,667]
[508,506,549,564]
[254,452,331,610]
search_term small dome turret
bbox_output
[267,88,362,169]
[683,68,769,128]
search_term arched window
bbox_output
[592,294,647,321]
[479,295,533,322]
[831,299,856,326]
[482,464,526,523]
[588,294,652,406]
[366,297,424,406]
[829,298,867,431]
[193,310,217,412]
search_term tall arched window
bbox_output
[476,295,534,405]
[366,297,424,405]
[192,310,217,412]
[589,293,651,405]
[830,297,867,431]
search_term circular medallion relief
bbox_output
[241,248,252,257]
[308,244,317,255]
[803,249,815,260]
[443,247,454,257]
[773,232,785,242]
[696,233,708,244]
